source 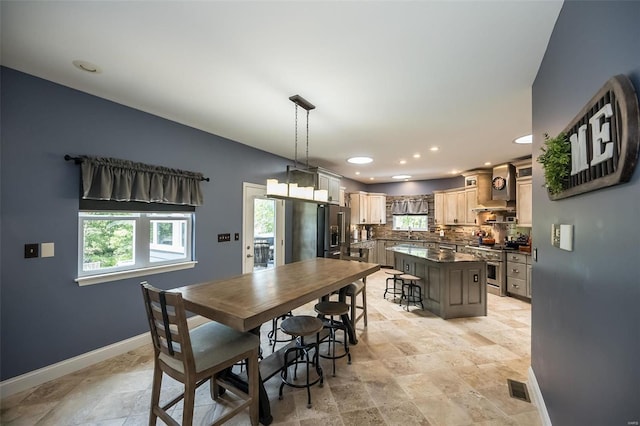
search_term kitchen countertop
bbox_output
[387,244,482,263]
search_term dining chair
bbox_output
[339,247,369,329]
[140,281,260,426]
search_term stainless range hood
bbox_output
[472,164,516,212]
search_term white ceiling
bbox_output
[1,1,563,183]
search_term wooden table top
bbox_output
[173,257,380,332]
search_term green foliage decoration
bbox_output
[537,132,571,195]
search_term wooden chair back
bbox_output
[140,282,195,374]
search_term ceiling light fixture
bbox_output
[392,175,411,180]
[72,60,101,74]
[484,161,492,166]
[413,153,421,159]
[399,160,407,165]
[514,134,533,144]
[266,95,328,203]
[430,146,439,152]
[347,156,373,164]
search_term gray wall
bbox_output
[367,176,463,196]
[531,2,640,424]
[0,67,297,380]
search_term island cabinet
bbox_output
[390,246,487,319]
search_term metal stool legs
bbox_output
[399,274,424,311]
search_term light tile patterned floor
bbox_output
[0,270,540,425]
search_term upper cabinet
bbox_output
[514,160,533,227]
[349,191,387,224]
[368,193,387,224]
[350,192,370,224]
[316,169,341,205]
[434,192,445,226]
[436,171,492,226]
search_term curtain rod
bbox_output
[64,155,210,182]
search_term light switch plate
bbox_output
[559,224,573,251]
[41,242,55,257]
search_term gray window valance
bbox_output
[391,199,428,215]
[77,156,205,206]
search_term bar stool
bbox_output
[399,274,424,311]
[384,269,405,301]
[267,311,294,352]
[314,301,351,377]
[278,315,324,408]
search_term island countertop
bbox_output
[387,244,481,263]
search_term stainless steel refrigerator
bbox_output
[291,201,351,262]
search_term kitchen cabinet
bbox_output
[434,192,445,226]
[339,187,346,207]
[465,188,478,224]
[516,177,532,227]
[368,193,387,224]
[393,250,486,319]
[350,192,369,225]
[444,190,465,225]
[317,169,341,205]
[349,191,386,224]
[506,252,530,299]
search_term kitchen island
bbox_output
[388,245,487,319]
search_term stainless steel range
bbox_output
[464,245,509,296]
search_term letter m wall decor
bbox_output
[549,74,640,200]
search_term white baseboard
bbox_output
[528,366,552,426]
[0,316,208,400]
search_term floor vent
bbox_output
[507,379,531,403]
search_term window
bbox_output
[78,211,194,282]
[392,215,428,231]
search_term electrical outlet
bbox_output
[217,233,231,242]
[25,243,39,258]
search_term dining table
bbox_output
[172,257,380,425]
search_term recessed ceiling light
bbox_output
[355,171,360,175]
[392,175,411,180]
[484,162,492,166]
[514,134,533,144]
[399,160,407,165]
[369,177,375,181]
[347,156,373,164]
[450,170,459,174]
[413,153,421,159]
[430,146,439,152]
[72,60,101,74]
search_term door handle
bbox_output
[246,254,254,258]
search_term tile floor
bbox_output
[0,270,540,425]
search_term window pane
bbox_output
[150,218,188,263]
[392,215,428,230]
[82,219,135,271]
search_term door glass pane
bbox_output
[253,198,275,270]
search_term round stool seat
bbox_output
[399,274,420,281]
[384,270,405,301]
[280,315,323,337]
[314,301,349,316]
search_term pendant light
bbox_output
[266,95,328,202]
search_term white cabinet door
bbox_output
[465,188,478,225]
[434,192,445,226]
[368,194,386,224]
[318,172,341,205]
[444,191,459,224]
[350,193,369,224]
[516,178,532,227]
